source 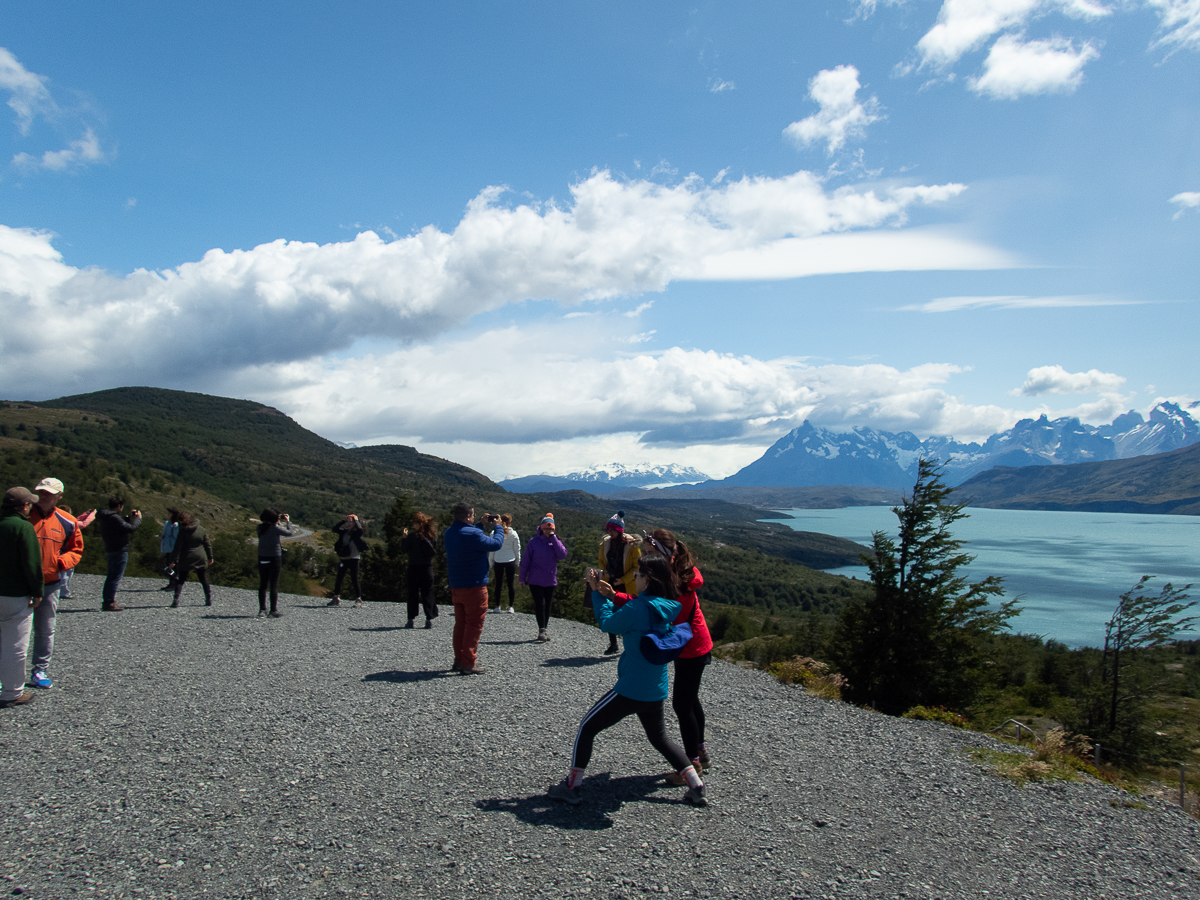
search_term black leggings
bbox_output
[407,568,437,621]
[492,561,516,606]
[258,557,282,610]
[174,566,211,602]
[571,689,691,772]
[673,652,710,760]
[529,584,554,629]
[333,558,361,598]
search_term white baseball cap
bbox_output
[35,477,65,494]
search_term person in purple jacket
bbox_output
[519,513,567,643]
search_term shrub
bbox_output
[768,656,848,701]
[902,705,969,728]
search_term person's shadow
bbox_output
[540,656,615,669]
[474,773,681,830]
[363,669,454,684]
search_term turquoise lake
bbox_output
[773,507,1200,649]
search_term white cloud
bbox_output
[1170,191,1200,218]
[0,47,107,172]
[969,33,1099,98]
[784,65,882,154]
[0,168,1001,398]
[0,47,54,134]
[709,78,736,92]
[900,293,1137,311]
[13,127,105,171]
[915,0,1110,70]
[1147,0,1200,52]
[1013,364,1126,396]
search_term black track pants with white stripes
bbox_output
[570,689,692,772]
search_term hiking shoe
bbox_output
[28,672,52,689]
[0,691,35,708]
[507,606,515,613]
[451,661,465,673]
[354,598,363,609]
[102,603,124,612]
[603,643,619,656]
[326,598,341,607]
[548,779,583,805]
[458,665,488,676]
[269,610,283,618]
[536,629,550,642]
[157,583,174,592]
[404,619,415,629]
[664,770,687,786]
[697,748,712,770]
[684,784,708,807]
[257,609,267,618]
[424,618,434,629]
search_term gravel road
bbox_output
[2,575,1197,899]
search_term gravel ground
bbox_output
[2,574,1198,900]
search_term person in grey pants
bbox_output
[0,487,43,708]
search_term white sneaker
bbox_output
[507,606,515,613]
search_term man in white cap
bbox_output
[0,487,42,708]
[27,477,86,690]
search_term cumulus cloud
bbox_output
[0,168,1004,398]
[1147,0,1200,52]
[1170,191,1200,218]
[1013,364,1126,396]
[899,293,1136,311]
[784,65,882,154]
[968,33,1100,97]
[709,78,736,92]
[915,0,1110,70]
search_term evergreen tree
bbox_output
[833,458,1017,713]
[359,495,413,603]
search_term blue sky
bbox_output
[1,0,1197,479]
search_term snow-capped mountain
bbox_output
[499,463,711,495]
[714,401,1200,490]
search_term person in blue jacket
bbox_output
[549,554,708,807]
[442,502,505,675]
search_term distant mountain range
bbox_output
[499,463,710,495]
[713,401,1200,490]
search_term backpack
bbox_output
[640,603,694,665]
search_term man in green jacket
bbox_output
[0,487,43,708]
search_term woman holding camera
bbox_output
[548,554,707,807]
[488,514,521,613]
[327,514,367,608]
[518,513,567,642]
[170,512,213,608]
[256,509,297,618]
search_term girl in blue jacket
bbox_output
[549,554,708,807]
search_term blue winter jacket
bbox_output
[592,590,683,702]
[444,520,505,589]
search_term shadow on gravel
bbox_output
[363,669,454,684]
[476,774,677,830]
[201,613,257,620]
[540,656,616,669]
[481,639,537,646]
[350,626,409,632]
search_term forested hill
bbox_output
[955,441,1200,514]
[3,388,868,570]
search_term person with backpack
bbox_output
[548,554,707,807]
[327,514,367,608]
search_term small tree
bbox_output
[834,458,1018,713]
[1101,576,1195,736]
[359,495,413,603]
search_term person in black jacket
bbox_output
[401,512,438,628]
[328,514,367,608]
[96,496,141,612]
[170,512,213,608]
[256,509,297,618]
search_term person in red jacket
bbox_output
[601,527,714,779]
[27,477,86,690]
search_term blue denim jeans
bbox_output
[103,551,129,606]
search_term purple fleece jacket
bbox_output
[518,532,567,587]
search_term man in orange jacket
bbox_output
[28,477,86,690]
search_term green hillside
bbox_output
[1,388,873,618]
[955,442,1200,514]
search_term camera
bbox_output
[484,513,499,523]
